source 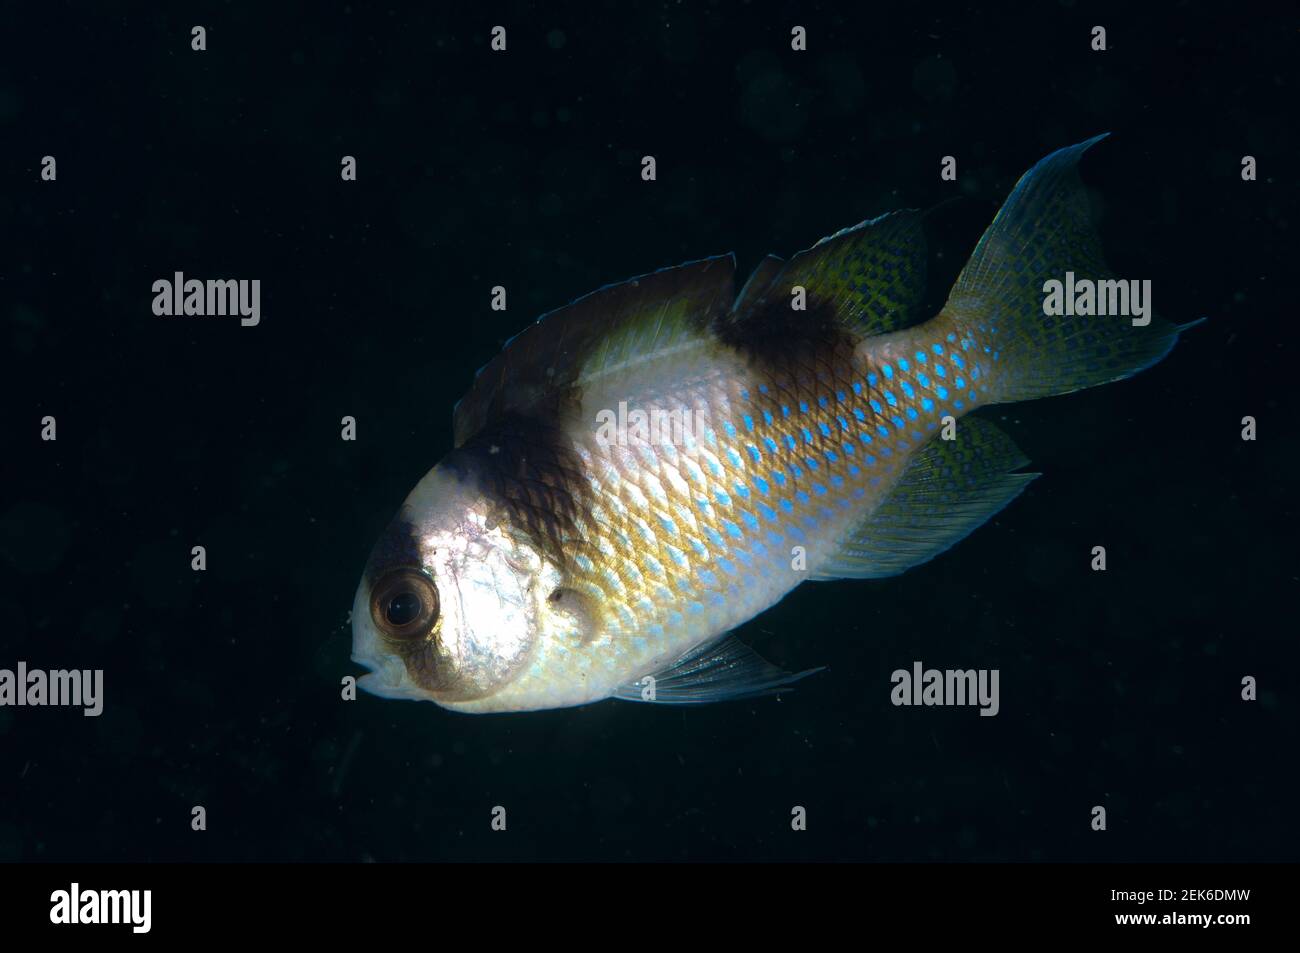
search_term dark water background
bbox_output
[1,2,1295,861]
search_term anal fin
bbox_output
[613,634,823,705]
[812,417,1037,580]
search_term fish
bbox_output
[351,134,1189,713]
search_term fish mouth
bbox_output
[350,578,438,702]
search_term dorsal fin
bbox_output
[732,253,784,313]
[452,256,735,445]
[722,209,928,347]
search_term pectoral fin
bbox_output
[613,634,823,705]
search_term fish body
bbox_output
[352,135,1185,713]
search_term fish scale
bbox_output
[555,310,998,672]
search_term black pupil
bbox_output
[385,590,422,627]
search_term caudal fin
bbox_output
[946,134,1183,404]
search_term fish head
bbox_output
[351,461,567,712]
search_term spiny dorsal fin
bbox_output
[811,417,1038,580]
[724,209,928,346]
[732,253,784,314]
[453,256,734,445]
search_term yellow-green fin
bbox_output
[724,209,928,343]
[811,418,1037,580]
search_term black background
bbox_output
[1,1,1295,862]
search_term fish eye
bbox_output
[370,569,440,642]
